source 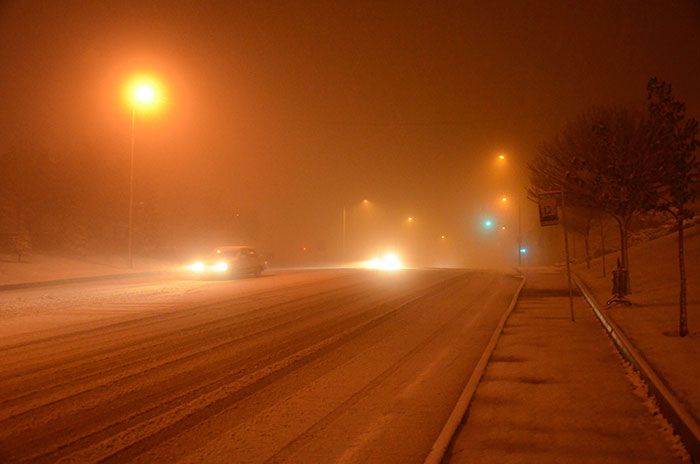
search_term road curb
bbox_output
[573,273,700,462]
[0,270,171,292]
[424,275,527,464]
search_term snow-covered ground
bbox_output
[0,269,521,463]
[576,224,700,427]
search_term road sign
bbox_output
[538,195,559,226]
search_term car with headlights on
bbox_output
[188,246,266,278]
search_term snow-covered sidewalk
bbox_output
[447,269,687,463]
[0,252,173,288]
[575,224,700,438]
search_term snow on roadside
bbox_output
[0,253,172,286]
[575,224,700,427]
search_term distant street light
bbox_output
[125,77,161,269]
[497,191,523,266]
[484,219,493,228]
[407,217,413,222]
[498,154,505,160]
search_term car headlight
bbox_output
[213,262,228,272]
[379,253,401,270]
[190,262,204,272]
[363,253,402,271]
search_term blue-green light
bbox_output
[520,248,527,253]
[484,220,493,228]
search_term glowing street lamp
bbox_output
[501,196,508,203]
[134,84,156,105]
[125,77,162,269]
[484,219,493,228]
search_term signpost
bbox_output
[538,195,559,226]
[538,191,575,322]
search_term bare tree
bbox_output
[647,78,699,337]
[529,107,661,291]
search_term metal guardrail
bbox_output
[573,273,700,462]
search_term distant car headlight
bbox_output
[363,253,402,271]
[213,262,228,272]
[379,253,401,270]
[191,262,204,272]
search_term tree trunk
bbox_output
[600,216,606,277]
[615,215,631,294]
[678,218,688,337]
[585,218,591,270]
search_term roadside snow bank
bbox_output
[0,253,172,286]
[576,224,700,426]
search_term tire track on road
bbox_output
[0,271,462,464]
[262,273,501,463]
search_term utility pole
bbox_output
[342,206,346,261]
[537,190,575,322]
[561,191,575,322]
[517,193,522,267]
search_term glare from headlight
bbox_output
[363,253,402,271]
[213,262,228,272]
[379,253,401,270]
[191,262,204,272]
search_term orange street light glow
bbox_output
[408,217,413,222]
[501,196,508,202]
[134,84,156,104]
[125,76,163,110]
[498,154,505,160]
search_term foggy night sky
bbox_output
[1,1,699,264]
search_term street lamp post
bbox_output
[517,193,522,267]
[128,107,136,269]
[342,206,346,261]
[341,199,370,261]
[496,154,524,267]
[126,81,159,269]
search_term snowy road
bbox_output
[0,269,521,463]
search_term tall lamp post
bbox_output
[127,81,159,269]
[342,199,370,261]
[495,154,524,267]
[499,194,523,266]
[517,193,522,266]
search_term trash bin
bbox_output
[612,268,628,297]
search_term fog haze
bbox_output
[1,0,699,266]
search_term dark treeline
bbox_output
[0,143,264,261]
[0,144,160,257]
